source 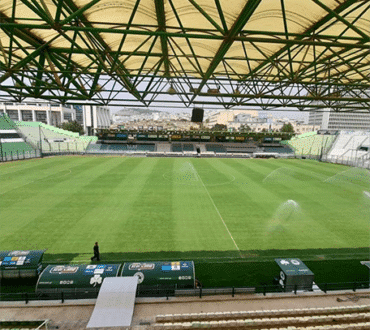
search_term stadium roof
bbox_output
[0,0,369,111]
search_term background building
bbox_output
[206,110,259,128]
[83,105,111,135]
[0,101,76,126]
[309,110,370,130]
[0,101,110,136]
[206,109,317,133]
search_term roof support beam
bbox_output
[188,0,225,35]
[59,0,101,26]
[2,22,370,50]
[167,0,204,77]
[0,15,45,49]
[54,0,65,23]
[295,1,370,82]
[214,0,228,34]
[242,0,362,82]
[310,0,369,41]
[280,0,294,78]
[62,0,143,102]
[0,11,97,100]
[0,37,56,84]
[0,90,366,109]
[7,0,17,67]
[0,38,9,67]
[0,0,368,108]
[61,22,79,88]
[132,35,160,87]
[155,0,170,78]
[19,0,54,25]
[89,65,103,98]
[304,51,370,83]
[38,0,56,24]
[33,53,45,96]
[110,0,140,74]
[190,0,262,103]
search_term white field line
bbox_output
[190,163,243,258]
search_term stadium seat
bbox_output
[0,115,35,160]
[172,143,183,152]
[16,120,96,154]
[284,131,337,157]
[205,144,226,153]
[155,304,370,329]
[325,130,370,165]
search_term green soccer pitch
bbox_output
[1,156,369,264]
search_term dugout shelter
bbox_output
[0,250,44,279]
[121,261,195,290]
[36,264,121,295]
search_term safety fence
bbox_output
[294,154,370,170]
[39,141,90,155]
[0,281,368,303]
[1,145,369,168]
[322,155,370,169]
[0,149,41,162]
[0,141,91,162]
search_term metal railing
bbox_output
[39,141,89,155]
[0,149,41,162]
[0,281,368,303]
[0,320,49,330]
[0,143,91,162]
[322,154,370,169]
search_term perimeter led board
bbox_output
[275,258,314,292]
[0,250,44,279]
[36,264,120,294]
[121,261,195,289]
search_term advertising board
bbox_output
[0,250,44,279]
[121,261,195,289]
[36,264,121,293]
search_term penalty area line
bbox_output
[191,163,243,258]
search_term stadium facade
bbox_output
[0,101,76,126]
[309,110,370,131]
[83,105,111,136]
[0,101,110,135]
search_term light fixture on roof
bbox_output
[167,84,177,94]
[95,84,105,92]
[190,87,201,94]
[207,85,220,94]
[329,91,341,98]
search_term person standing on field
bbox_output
[91,242,100,261]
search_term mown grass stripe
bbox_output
[190,161,242,257]
[0,157,368,256]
